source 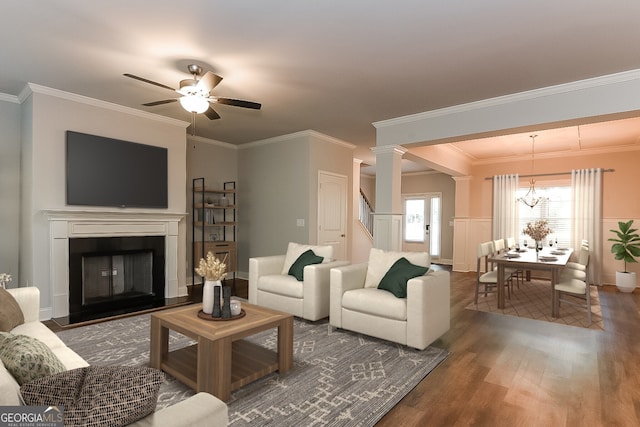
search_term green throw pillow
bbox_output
[0,333,66,385]
[377,257,429,298]
[288,249,324,281]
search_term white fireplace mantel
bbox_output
[44,209,187,318]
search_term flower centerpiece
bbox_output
[195,252,228,315]
[0,273,12,289]
[522,219,552,253]
[195,251,228,282]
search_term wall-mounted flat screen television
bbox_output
[66,131,168,208]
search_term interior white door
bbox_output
[318,171,347,260]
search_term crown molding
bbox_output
[187,134,237,149]
[402,169,444,177]
[370,145,407,155]
[0,93,19,103]
[239,129,355,149]
[19,83,189,128]
[373,68,640,129]
[471,143,640,166]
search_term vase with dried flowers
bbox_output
[522,220,553,257]
[194,252,228,315]
[0,273,12,289]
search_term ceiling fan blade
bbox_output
[204,106,221,120]
[196,71,223,93]
[142,99,178,107]
[123,73,176,92]
[215,97,262,110]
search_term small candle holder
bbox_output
[230,299,242,317]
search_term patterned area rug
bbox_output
[466,278,603,330]
[56,313,448,426]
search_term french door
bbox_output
[402,193,441,258]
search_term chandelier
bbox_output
[518,135,548,208]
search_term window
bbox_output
[405,199,425,242]
[516,185,571,247]
[430,196,441,257]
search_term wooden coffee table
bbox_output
[149,302,293,401]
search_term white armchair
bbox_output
[249,243,349,321]
[329,248,450,350]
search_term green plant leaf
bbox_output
[610,220,640,270]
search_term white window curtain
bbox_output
[492,174,520,242]
[571,168,603,285]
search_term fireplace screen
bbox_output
[82,251,153,305]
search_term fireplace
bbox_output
[69,236,165,322]
[45,210,185,321]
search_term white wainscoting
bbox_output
[453,218,492,272]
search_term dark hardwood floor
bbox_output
[45,272,640,425]
[377,271,640,427]
[46,278,244,331]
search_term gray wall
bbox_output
[360,174,375,207]
[238,135,310,273]
[185,137,238,279]
[237,131,354,274]
[0,99,21,284]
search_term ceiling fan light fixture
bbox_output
[179,95,209,114]
[179,79,198,91]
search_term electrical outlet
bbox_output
[297,219,305,227]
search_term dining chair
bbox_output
[475,241,511,304]
[554,277,592,325]
[505,237,524,288]
[560,246,590,282]
[566,241,590,273]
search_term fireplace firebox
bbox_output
[69,236,165,322]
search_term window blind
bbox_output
[516,186,572,247]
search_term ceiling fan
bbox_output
[124,64,261,121]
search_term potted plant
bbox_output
[608,220,640,292]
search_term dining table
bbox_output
[489,246,574,316]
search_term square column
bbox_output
[371,145,407,250]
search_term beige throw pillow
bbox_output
[364,248,430,288]
[281,242,334,275]
[0,288,25,332]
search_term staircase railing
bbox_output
[359,189,374,237]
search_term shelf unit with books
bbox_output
[192,178,236,288]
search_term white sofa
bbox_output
[329,249,450,350]
[0,287,228,427]
[249,243,349,321]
